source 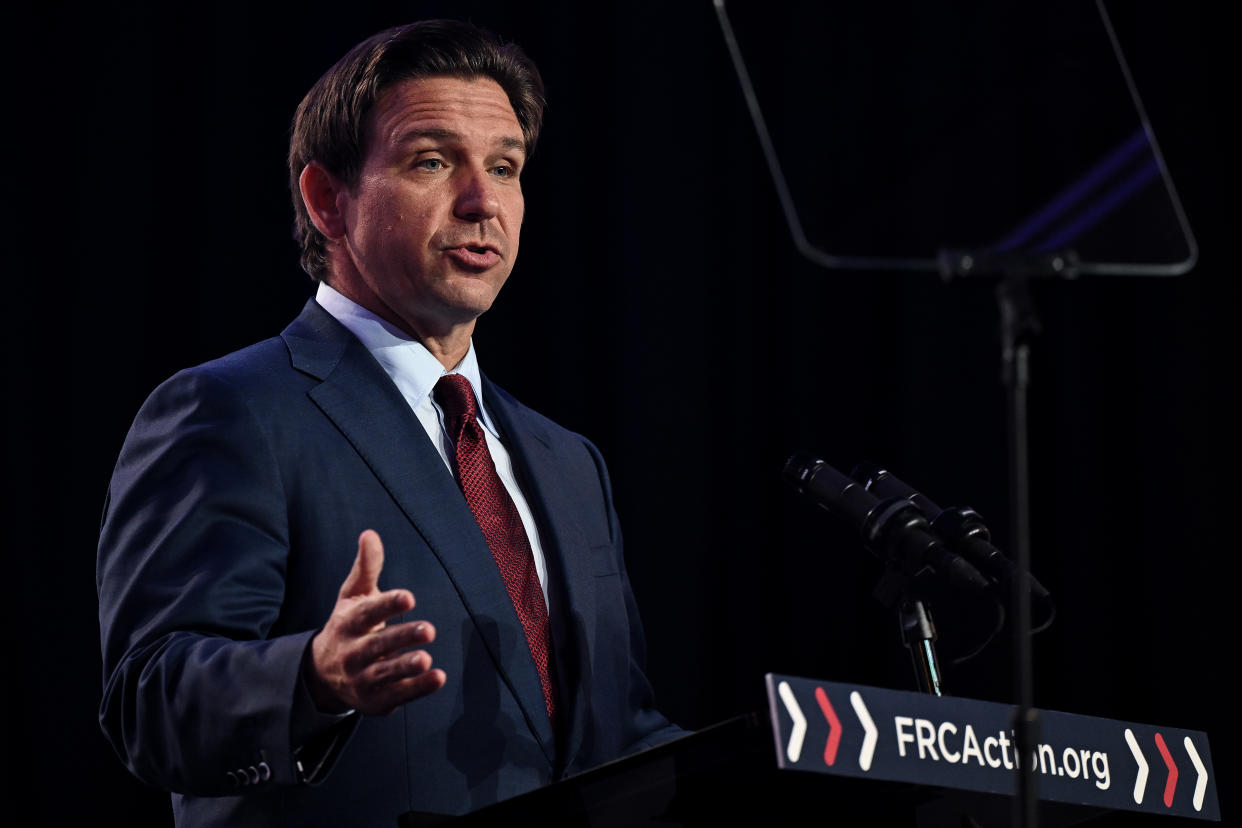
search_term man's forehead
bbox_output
[372,76,522,146]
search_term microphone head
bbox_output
[783,452,825,490]
[785,453,992,594]
[784,453,876,530]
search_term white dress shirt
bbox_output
[314,282,549,605]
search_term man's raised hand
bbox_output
[306,530,447,715]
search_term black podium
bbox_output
[400,715,1104,827]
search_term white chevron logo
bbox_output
[1125,728,1149,804]
[1184,736,1208,812]
[849,691,878,771]
[778,680,807,763]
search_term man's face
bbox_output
[335,75,526,339]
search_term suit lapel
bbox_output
[281,301,557,762]
[481,377,599,772]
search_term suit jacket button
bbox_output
[246,766,260,785]
[236,768,251,786]
[257,761,271,781]
[225,771,240,787]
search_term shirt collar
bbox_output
[314,282,499,436]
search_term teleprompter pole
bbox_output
[998,274,1041,828]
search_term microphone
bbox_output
[784,453,990,593]
[851,462,1050,600]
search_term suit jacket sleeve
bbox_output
[97,365,351,796]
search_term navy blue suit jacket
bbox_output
[97,300,680,826]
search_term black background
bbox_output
[6,1,1234,825]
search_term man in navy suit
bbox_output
[97,20,680,827]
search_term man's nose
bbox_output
[453,168,501,223]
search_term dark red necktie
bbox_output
[434,373,556,724]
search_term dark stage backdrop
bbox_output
[6,1,1234,825]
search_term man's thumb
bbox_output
[340,529,384,597]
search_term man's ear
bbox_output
[299,162,349,240]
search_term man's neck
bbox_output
[323,276,474,371]
[409,325,474,372]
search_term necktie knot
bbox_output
[434,374,478,437]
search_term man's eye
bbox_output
[416,158,444,171]
[492,165,516,178]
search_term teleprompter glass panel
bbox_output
[715,0,1196,275]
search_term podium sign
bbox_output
[766,674,1219,821]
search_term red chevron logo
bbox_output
[1154,732,1179,807]
[814,686,842,766]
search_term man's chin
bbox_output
[439,275,508,314]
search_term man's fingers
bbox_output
[342,620,437,672]
[388,666,448,702]
[339,530,385,599]
[339,589,416,635]
[360,667,448,716]
[365,649,436,684]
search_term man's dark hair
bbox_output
[289,20,546,281]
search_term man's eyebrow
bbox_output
[393,128,526,155]
[496,135,525,153]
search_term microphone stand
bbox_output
[901,600,944,697]
[872,567,944,697]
